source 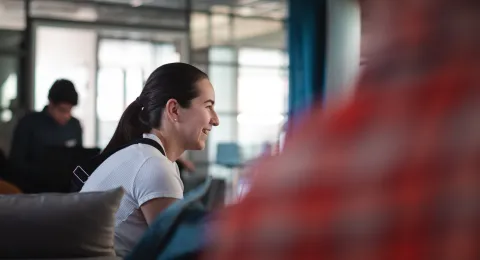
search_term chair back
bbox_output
[0,180,22,194]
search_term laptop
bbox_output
[35,146,101,193]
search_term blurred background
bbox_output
[0,0,365,194]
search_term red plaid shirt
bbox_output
[206,1,480,259]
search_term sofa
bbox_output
[0,188,124,260]
[0,176,225,260]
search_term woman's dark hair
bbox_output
[103,63,208,153]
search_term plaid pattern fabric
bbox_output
[206,1,480,259]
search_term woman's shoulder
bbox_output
[133,142,167,159]
[96,142,174,179]
[108,142,164,164]
[91,145,154,177]
[137,156,177,176]
[132,156,184,199]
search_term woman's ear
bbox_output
[165,98,179,122]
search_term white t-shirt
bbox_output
[81,133,184,257]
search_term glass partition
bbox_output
[34,26,97,147]
[189,7,288,177]
[96,38,180,147]
[33,22,185,148]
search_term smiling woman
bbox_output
[80,62,219,257]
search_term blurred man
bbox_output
[207,0,480,259]
[9,79,82,175]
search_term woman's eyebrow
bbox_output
[204,99,215,105]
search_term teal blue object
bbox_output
[126,178,213,260]
[216,143,242,168]
[288,0,327,119]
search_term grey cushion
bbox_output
[0,188,124,259]
[4,258,122,260]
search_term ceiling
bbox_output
[91,0,287,19]
[0,0,286,49]
[0,0,286,29]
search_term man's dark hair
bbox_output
[48,79,78,106]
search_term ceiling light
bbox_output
[130,0,142,7]
[236,7,254,16]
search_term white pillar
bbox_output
[325,0,361,105]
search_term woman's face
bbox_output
[177,78,219,150]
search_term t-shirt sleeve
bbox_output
[132,157,184,207]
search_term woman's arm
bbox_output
[134,157,184,225]
[141,197,178,225]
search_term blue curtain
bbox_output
[288,0,327,120]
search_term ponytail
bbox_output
[102,99,151,154]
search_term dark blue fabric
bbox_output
[126,178,213,260]
[288,0,327,119]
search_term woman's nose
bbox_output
[211,112,220,126]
